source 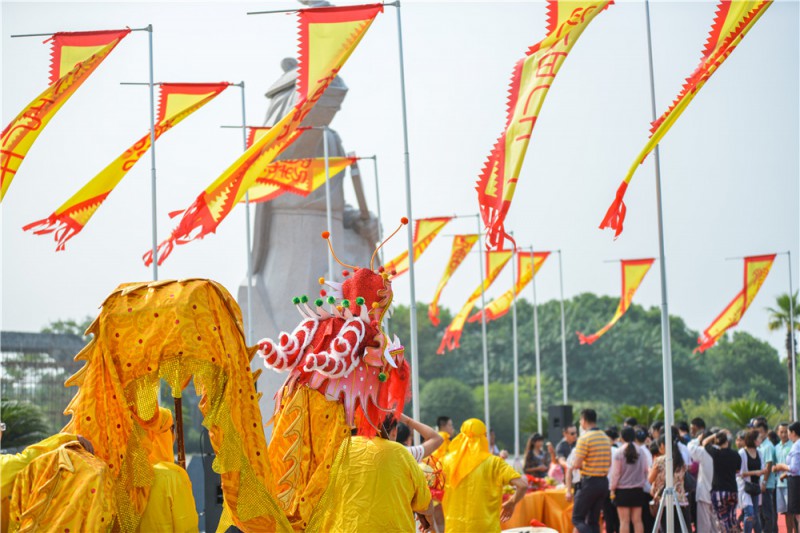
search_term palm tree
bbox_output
[0,399,49,449]
[723,395,777,428]
[766,292,800,412]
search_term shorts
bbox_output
[776,487,788,514]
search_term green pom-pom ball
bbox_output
[355,297,365,305]
[300,295,309,303]
[341,299,350,308]
[378,372,388,382]
[327,296,336,304]
[291,296,300,305]
[315,298,324,307]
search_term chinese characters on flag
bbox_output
[477,0,611,249]
[1,29,130,200]
[24,83,229,250]
[696,254,775,352]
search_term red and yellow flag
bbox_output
[384,217,453,277]
[23,83,229,250]
[600,0,772,237]
[241,127,355,203]
[470,251,550,323]
[145,4,383,266]
[577,258,654,345]
[477,0,611,249]
[244,157,355,203]
[1,29,130,200]
[437,249,514,354]
[428,234,479,326]
[696,254,775,352]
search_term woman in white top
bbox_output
[611,427,649,533]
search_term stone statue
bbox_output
[238,57,379,438]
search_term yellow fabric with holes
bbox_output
[0,433,77,533]
[61,279,290,533]
[8,441,116,532]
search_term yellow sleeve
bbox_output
[1,434,76,494]
[170,466,199,533]
[408,454,432,513]
[495,457,522,486]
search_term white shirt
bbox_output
[638,443,653,492]
[677,441,691,466]
[688,438,713,504]
[406,444,424,463]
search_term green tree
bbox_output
[418,378,477,430]
[41,315,94,343]
[0,399,49,449]
[472,375,560,453]
[703,331,786,405]
[766,292,800,411]
[390,293,788,424]
[613,405,665,428]
[678,395,731,430]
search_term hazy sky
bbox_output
[2,1,798,359]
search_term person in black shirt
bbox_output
[556,424,578,477]
[702,431,741,533]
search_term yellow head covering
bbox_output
[142,407,174,464]
[432,431,451,460]
[442,418,490,487]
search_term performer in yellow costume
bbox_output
[442,418,527,533]
[322,419,432,532]
[7,439,116,532]
[257,223,416,531]
[432,431,451,461]
[1,433,79,533]
[137,407,198,533]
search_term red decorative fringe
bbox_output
[576,331,598,345]
[599,181,628,238]
[436,328,462,355]
[23,216,82,252]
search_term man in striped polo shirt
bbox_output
[571,408,612,533]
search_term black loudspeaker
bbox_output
[548,405,573,445]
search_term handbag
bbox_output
[744,480,761,496]
[683,471,697,493]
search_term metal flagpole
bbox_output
[11,26,152,38]
[357,155,384,262]
[390,1,422,441]
[370,156,384,258]
[530,247,543,435]
[235,82,254,344]
[477,218,491,441]
[146,24,158,280]
[558,249,568,404]
[789,251,797,419]
[511,246,520,461]
[322,127,334,280]
[643,2,684,531]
